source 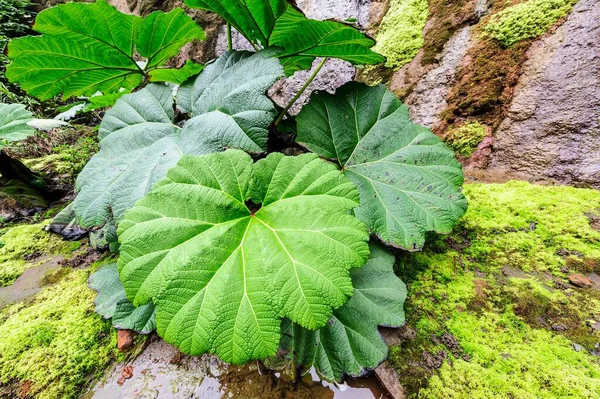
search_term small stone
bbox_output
[375,361,407,399]
[572,343,582,352]
[552,323,569,331]
[121,366,134,379]
[568,273,592,288]
[117,365,134,386]
[117,329,136,351]
[591,322,600,332]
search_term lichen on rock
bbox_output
[373,0,429,69]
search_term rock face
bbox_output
[491,0,600,188]
[407,26,472,128]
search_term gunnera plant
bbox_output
[7,0,468,382]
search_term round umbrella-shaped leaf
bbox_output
[287,242,406,382]
[117,150,370,363]
[73,50,283,228]
[297,82,467,250]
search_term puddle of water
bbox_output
[88,340,390,399]
[0,256,63,309]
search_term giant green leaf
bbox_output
[297,82,467,250]
[271,7,384,72]
[284,243,406,382]
[73,50,283,228]
[185,0,287,47]
[6,1,204,100]
[89,264,156,334]
[117,150,369,363]
[0,103,35,146]
[184,0,383,74]
[137,8,204,70]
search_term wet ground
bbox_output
[87,340,389,399]
[0,255,62,308]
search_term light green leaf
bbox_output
[84,91,132,112]
[185,0,287,47]
[297,82,467,250]
[149,60,204,84]
[0,103,35,143]
[6,1,204,100]
[117,150,369,363]
[73,51,283,228]
[89,264,156,334]
[286,243,406,382]
[137,8,205,69]
[184,0,383,74]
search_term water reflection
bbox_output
[89,340,389,399]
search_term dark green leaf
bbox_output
[184,0,383,74]
[7,1,204,100]
[297,82,467,250]
[286,243,406,382]
[137,8,205,69]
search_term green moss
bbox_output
[0,269,120,399]
[0,222,74,286]
[460,182,600,274]
[373,0,428,69]
[442,39,528,131]
[25,134,97,181]
[445,121,488,157]
[482,0,578,47]
[394,182,600,396]
[421,311,600,398]
[421,0,470,65]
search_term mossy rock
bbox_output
[373,0,428,70]
[482,0,579,47]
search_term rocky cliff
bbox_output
[107,0,598,188]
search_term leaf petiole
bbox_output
[274,57,328,128]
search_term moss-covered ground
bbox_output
[0,267,121,399]
[393,181,600,397]
[0,222,79,286]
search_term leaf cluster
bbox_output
[4,0,468,383]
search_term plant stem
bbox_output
[274,57,328,128]
[227,23,233,50]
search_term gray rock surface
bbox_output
[215,0,385,115]
[491,0,600,188]
[407,27,473,128]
